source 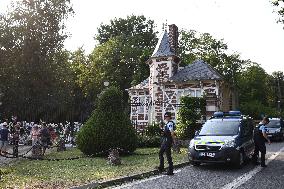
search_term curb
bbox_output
[70,161,190,189]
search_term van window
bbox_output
[199,120,240,136]
[266,120,281,128]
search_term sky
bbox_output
[0,0,284,74]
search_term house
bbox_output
[127,24,237,130]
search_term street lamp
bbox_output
[278,100,281,114]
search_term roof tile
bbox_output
[170,60,223,81]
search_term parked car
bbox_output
[266,118,284,141]
[188,111,255,168]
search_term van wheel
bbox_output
[234,151,244,169]
[281,134,284,141]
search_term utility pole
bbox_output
[277,73,282,115]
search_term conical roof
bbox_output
[151,30,175,58]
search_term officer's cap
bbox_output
[164,112,172,117]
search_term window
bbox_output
[184,89,195,97]
[196,90,202,97]
[138,96,145,113]
[199,120,240,136]
[267,120,281,128]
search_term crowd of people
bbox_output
[0,117,83,156]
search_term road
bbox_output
[112,141,284,189]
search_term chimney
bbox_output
[168,24,178,55]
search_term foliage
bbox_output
[272,0,284,26]
[96,15,157,48]
[79,15,157,104]
[238,64,273,118]
[144,122,161,137]
[270,71,284,116]
[176,97,206,139]
[0,0,75,122]
[240,100,279,119]
[136,122,161,148]
[238,64,269,105]
[237,64,284,118]
[137,135,161,148]
[77,86,137,155]
[178,29,246,83]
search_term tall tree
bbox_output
[80,15,157,105]
[0,0,74,121]
[95,15,158,86]
[237,63,280,118]
[178,29,245,83]
[270,71,284,114]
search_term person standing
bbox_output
[11,122,20,157]
[252,117,271,167]
[0,122,10,156]
[39,123,51,155]
[31,125,40,146]
[157,112,176,175]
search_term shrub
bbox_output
[144,122,161,137]
[137,135,161,148]
[176,97,206,140]
[77,86,137,155]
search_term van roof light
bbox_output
[229,111,241,116]
[213,112,224,117]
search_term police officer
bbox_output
[252,117,271,167]
[157,112,176,175]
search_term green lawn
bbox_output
[0,147,188,189]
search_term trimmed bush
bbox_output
[176,97,206,140]
[77,86,137,155]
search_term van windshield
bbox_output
[199,120,240,136]
[266,120,281,128]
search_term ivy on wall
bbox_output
[176,96,206,139]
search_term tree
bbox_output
[0,0,74,121]
[77,86,137,155]
[270,71,284,115]
[178,29,245,84]
[68,48,93,121]
[236,63,281,118]
[96,15,157,47]
[79,15,157,105]
[272,0,284,26]
[238,64,269,105]
[94,15,157,86]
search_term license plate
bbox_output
[199,152,215,157]
[267,135,272,137]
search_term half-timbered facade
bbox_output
[127,24,236,129]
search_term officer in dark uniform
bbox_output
[252,117,271,167]
[157,112,176,175]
